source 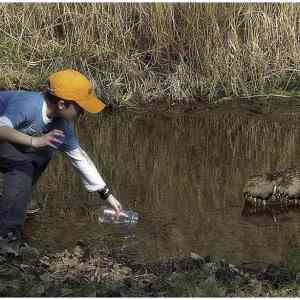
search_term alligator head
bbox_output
[242,168,300,221]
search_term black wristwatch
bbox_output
[98,186,111,200]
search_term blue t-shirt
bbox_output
[0,90,79,152]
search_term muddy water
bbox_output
[25,107,300,265]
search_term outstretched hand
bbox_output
[106,194,123,216]
[32,129,65,149]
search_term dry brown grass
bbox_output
[0,3,300,105]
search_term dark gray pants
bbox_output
[0,142,52,235]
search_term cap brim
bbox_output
[77,95,106,113]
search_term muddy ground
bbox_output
[1,239,300,297]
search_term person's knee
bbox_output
[12,160,35,177]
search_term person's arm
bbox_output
[0,126,32,146]
[0,126,65,148]
[64,146,122,214]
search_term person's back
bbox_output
[0,90,52,133]
[0,90,81,153]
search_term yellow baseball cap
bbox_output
[48,69,105,113]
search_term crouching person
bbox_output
[0,69,122,250]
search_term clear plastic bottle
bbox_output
[98,206,139,224]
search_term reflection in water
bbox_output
[26,109,300,264]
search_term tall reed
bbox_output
[0,3,300,105]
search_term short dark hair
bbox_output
[44,90,84,115]
[44,90,72,107]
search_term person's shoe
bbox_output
[26,207,40,215]
[0,230,22,256]
[0,228,22,241]
[26,200,41,216]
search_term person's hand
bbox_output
[106,194,123,216]
[31,129,65,149]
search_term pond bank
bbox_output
[111,95,300,116]
[1,241,300,297]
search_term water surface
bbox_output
[26,106,300,265]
